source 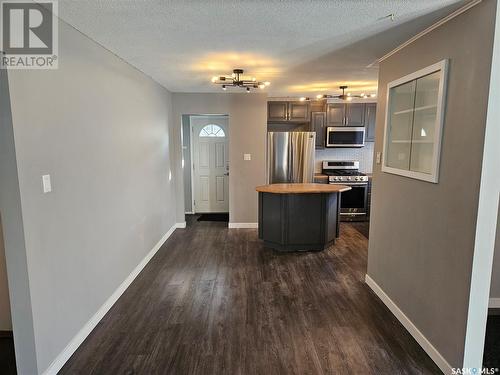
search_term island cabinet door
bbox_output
[258,192,285,242]
[286,194,324,245]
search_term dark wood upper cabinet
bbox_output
[345,103,365,127]
[268,101,310,123]
[326,103,345,126]
[364,103,377,142]
[268,101,289,122]
[311,112,326,148]
[326,103,369,127]
[288,102,310,122]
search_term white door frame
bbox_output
[189,115,229,214]
[463,2,500,369]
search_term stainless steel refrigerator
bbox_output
[267,132,316,184]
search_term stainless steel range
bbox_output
[322,160,368,220]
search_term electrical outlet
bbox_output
[244,153,251,161]
[376,152,382,164]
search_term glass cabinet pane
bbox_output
[385,80,416,170]
[409,71,440,174]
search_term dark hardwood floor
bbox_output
[0,333,16,375]
[60,216,441,374]
[483,315,500,369]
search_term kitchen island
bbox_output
[256,183,351,252]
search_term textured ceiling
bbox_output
[57,0,466,96]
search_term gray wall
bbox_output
[172,93,267,224]
[367,0,496,368]
[490,207,500,298]
[5,19,177,374]
[0,218,12,331]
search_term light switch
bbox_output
[244,153,251,161]
[376,152,382,164]
[42,174,52,193]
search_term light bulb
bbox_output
[211,76,218,83]
[347,93,351,97]
[299,97,306,101]
[316,94,323,99]
[264,81,270,86]
[347,97,353,101]
[370,94,377,98]
[360,93,365,97]
[252,77,256,81]
[259,84,265,89]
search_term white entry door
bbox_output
[192,118,229,213]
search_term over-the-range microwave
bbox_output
[326,126,365,148]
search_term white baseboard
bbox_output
[176,222,186,228]
[42,224,179,375]
[228,222,258,229]
[489,298,500,308]
[365,275,452,375]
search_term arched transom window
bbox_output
[199,124,225,137]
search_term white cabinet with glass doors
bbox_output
[382,59,448,183]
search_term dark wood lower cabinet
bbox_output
[258,192,340,251]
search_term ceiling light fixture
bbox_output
[317,86,377,101]
[211,69,269,92]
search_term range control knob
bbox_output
[347,177,351,181]
[354,177,359,181]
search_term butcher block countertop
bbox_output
[256,183,351,194]
[314,173,329,180]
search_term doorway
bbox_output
[190,115,229,214]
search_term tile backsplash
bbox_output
[315,142,375,173]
